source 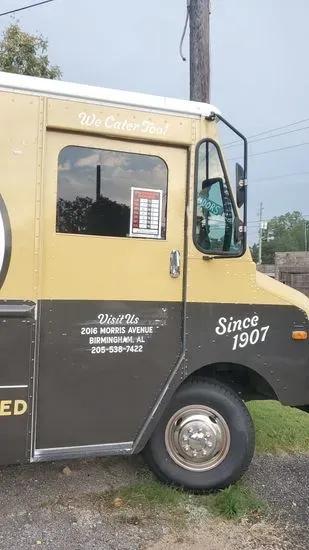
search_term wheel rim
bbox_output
[164,405,231,472]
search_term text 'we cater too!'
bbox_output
[78,112,169,136]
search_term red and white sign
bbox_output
[130,187,163,239]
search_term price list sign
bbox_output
[130,187,163,239]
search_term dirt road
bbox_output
[0,454,308,550]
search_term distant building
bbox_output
[256,264,275,278]
[257,252,309,297]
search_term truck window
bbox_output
[194,140,240,255]
[56,146,168,239]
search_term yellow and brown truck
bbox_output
[0,71,308,491]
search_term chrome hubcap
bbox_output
[165,405,230,471]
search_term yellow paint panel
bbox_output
[41,132,187,301]
[0,91,41,300]
[47,98,194,146]
[186,255,286,305]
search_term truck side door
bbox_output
[35,131,187,456]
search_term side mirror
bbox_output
[236,163,246,208]
[202,177,223,190]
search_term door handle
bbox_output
[170,250,181,278]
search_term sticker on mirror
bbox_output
[198,195,223,216]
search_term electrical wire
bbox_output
[247,213,309,225]
[225,124,309,149]
[227,140,309,162]
[249,140,309,158]
[250,171,309,184]
[179,0,190,61]
[0,0,56,17]
[224,117,309,147]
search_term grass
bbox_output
[86,479,187,528]
[90,401,309,524]
[248,400,309,454]
[98,400,309,522]
[203,483,264,519]
[96,478,264,522]
[49,401,308,530]
[109,479,183,509]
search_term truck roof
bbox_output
[0,71,220,119]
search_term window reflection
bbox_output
[56,147,168,239]
[195,141,240,254]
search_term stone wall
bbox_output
[275,252,309,296]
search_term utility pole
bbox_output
[189,0,210,102]
[258,202,264,265]
[305,220,307,252]
[96,165,101,202]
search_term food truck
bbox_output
[0,71,308,491]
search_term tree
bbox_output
[251,211,309,264]
[0,23,61,79]
[57,196,130,237]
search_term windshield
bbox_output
[195,140,240,254]
[193,116,247,257]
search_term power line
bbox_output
[246,117,309,139]
[247,213,309,225]
[224,117,309,147]
[225,124,309,149]
[258,202,263,264]
[250,141,309,158]
[228,140,309,161]
[251,171,309,184]
[0,0,56,17]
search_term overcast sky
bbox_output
[1,0,309,244]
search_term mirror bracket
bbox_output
[234,218,246,244]
[238,178,247,188]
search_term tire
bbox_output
[143,378,255,492]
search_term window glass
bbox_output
[56,146,168,239]
[195,141,241,254]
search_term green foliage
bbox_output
[99,478,264,523]
[251,211,309,264]
[111,479,182,509]
[0,23,61,79]
[204,484,264,519]
[248,400,309,454]
[100,478,264,522]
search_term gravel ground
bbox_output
[244,454,309,550]
[0,454,308,549]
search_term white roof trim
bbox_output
[0,71,220,118]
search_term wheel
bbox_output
[143,378,255,492]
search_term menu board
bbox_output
[130,187,163,239]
